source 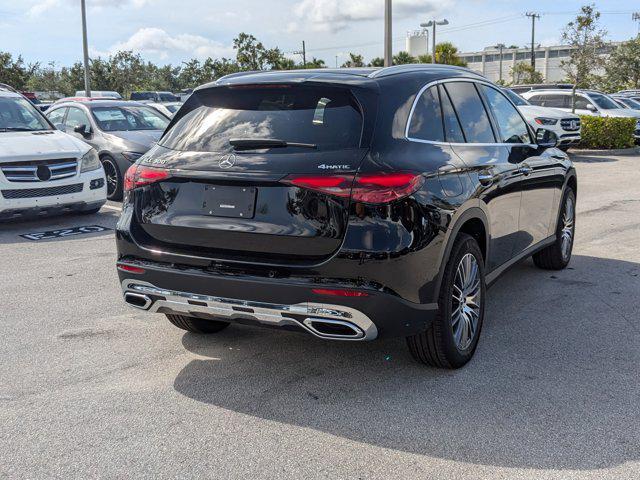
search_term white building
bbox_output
[458,43,618,84]
[406,30,429,58]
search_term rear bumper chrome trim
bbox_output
[121,280,378,341]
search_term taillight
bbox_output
[116,263,146,274]
[124,165,170,192]
[283,172,423,204]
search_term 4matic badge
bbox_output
[317,164,350,170]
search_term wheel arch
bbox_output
[430,206,490,304]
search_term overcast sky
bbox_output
[1,0,638,67]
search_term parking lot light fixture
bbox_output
[420,19,449,63]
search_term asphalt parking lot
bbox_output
[1,151,639,479]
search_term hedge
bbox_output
[579,115,637,149]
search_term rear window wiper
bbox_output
[229,138,317,151]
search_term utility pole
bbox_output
[384,0,392,67]
[633,12,640,35]
[420,19,449,64]
[293,41,307,68]
[495,43,505,84]
[80,0,91,97]
[526,12,540,69]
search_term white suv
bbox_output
[503,89,581,151]
[523,89,640,141]
[0,89,107,220]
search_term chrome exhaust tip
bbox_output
[303,318,365,340]
[124,292,152,310]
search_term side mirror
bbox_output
[74,124,91,137]
[586,104,597,112]
[535,128,558,148]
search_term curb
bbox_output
[569,147,640,156]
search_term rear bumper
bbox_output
[118,259,438,340]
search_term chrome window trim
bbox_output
[405,78,537,148]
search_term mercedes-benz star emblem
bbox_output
[219,154,236,169]
[36,165,52,181]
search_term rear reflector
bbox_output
[124,165,170,192]
[117,263,146,274]
[283,172,423,204]
[312,288,369,297]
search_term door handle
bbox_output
[478,172,493,186]
[519,164,533,176]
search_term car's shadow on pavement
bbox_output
[173,254,640,471]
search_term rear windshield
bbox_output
[159,85,363,153]
[159,93,179,102]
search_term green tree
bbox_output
[0,52,33,89]
[393,51,416,65]
[341,53,365,68]
[417,54,433,64]
[511,62,544,84]
[434,42,467,67]
[560,4,607,112]
[603,35,640,90]
[368,57,384,67]
[234,32,286,71]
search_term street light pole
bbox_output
[420,19,449,64]
[495,43,505,84]
[80,0,91,97]
[384,0,392,67]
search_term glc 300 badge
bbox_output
[219,154,236,169]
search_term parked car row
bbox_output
[522,88,640,141]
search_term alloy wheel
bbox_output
[561,195,575,261]
[451,253,481,351]
[102,159,118,198]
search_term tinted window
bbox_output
[131,92,153,100]
[438,84,465,143]
[91,106,169,132]
[165,104,181,113]
[589,93,619,110]
[160,86,363,153]
[408,86,444,142]
[444,82,495,143]
[65,107,91,129]
[502,89,529,106]
[481,85,531,144]
[0,96,51,131]
[159,93,179,102]
[46,107,66,126]
[573,95,593,110]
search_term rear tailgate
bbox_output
[130,81,379,266]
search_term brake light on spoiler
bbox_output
[124,165,170,192]
[283,172,423,204]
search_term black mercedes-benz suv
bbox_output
[116,65,576,368]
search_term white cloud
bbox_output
[292,0,451,32]
[102,27,235,60]
[28,0,155,17]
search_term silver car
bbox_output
[46,100,170,200]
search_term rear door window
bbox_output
[480,85,531,144]
[444,82,495,143]
[407,86,444,142]
[65,107,91,129]
[47,107,67,126]
[159,85,363,153]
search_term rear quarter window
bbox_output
[443,82,495,144]
[159,85,363,153]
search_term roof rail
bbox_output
[369,63,485,78]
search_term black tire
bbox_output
[165,314,230,334]
[101,155,123,201]
[406,233,486,369]
[533,188,575,270]
[558,145,570,152]
[80,206,102,215]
